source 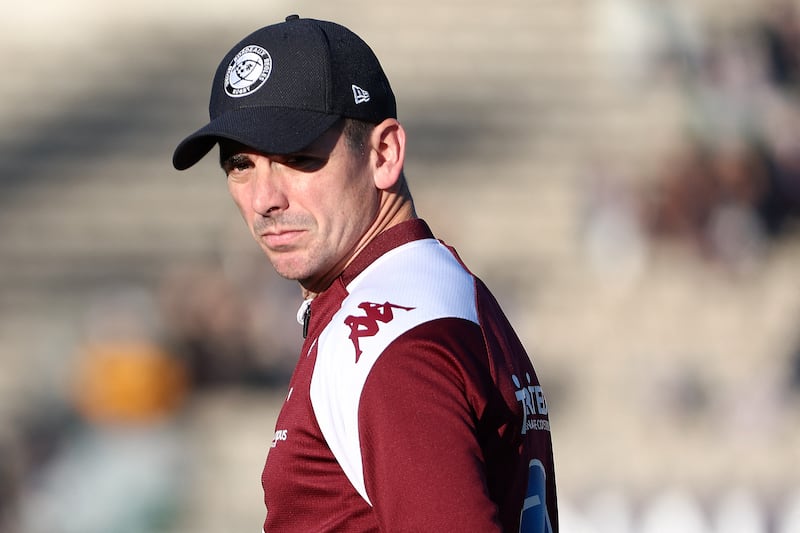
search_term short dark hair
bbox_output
[342,118,374,157]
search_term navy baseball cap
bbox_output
[172,15,397,170]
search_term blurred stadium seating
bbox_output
[1,0,799,531]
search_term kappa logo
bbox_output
[344,301,415,362]
[352,84,370,104]
[224,45,272,98]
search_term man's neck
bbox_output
[300,187,416,300]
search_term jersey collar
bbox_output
[340,218,434,288]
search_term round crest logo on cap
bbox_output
[224,45,272,98]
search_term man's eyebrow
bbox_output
[220,152,252,170]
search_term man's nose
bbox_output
[251,157,289,216]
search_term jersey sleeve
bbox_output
[357,318,504,532]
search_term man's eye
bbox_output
[282,155,326,172]
[222,154,253,176]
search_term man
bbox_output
[173,15,558,532]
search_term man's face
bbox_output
[220,122,379,291]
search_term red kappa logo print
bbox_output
[344,301,415,362]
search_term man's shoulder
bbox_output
[316,238,478,364]
[343,238,476,323]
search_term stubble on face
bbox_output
[253,212,326,283]
[242,127,378,293]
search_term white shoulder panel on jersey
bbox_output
[310,238,479,505]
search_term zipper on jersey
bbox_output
[297,298,313,339]
[302,303,311,339]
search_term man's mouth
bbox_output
[260,228,305,249]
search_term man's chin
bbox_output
[265,253,310,282]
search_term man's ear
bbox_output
[370,118,406,190]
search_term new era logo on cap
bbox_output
[352,85,370,104]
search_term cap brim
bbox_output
[172,107,342,170]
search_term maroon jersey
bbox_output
[262,219,557,532]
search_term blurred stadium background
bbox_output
[1,0,799,531]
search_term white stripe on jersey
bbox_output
[309,238,479,505]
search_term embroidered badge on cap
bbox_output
[224,45,272,98]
